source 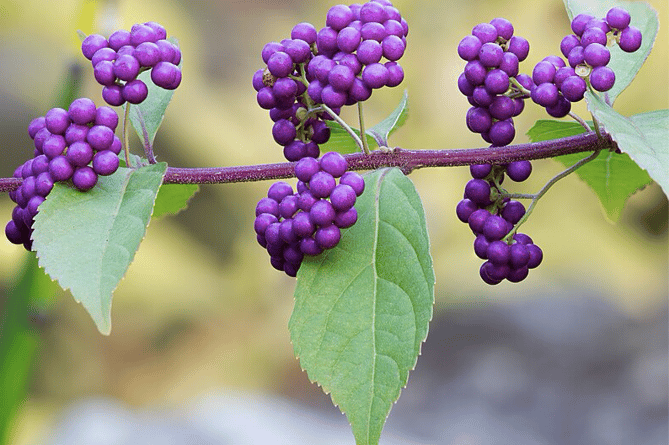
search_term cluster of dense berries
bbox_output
[81,21,182,106]
[456,162,543,285]
[253,1,406,276]
[457,18,529,147]
[458,7,642,147]
[5,99,121,249]
[5,22,180,250]
[253,0,407,163]
[254,152,364,276]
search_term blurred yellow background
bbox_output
[0,0,666,443]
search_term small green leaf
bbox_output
[366,90,409,147]
[127,38,182,147]
[563,0,659,103]
[586,92,668,198]
[32,163,167,334]
[322,121,378,154]
[290,168,435,445]
[152,183,199,219]
[527,119,654,221]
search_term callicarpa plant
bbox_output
[1,0,666,444]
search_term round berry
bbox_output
[507,36,530,61]
[268,181,293,202]
[326,4,354,31]
[310,199,336,226]
[478,42,503,67]
[102,85,125,106]
[457,35,482,61]
[256,197,279,217]
[571,13,595,36]
[334,207,358,228]
[92,150,120,176]
[72,166,98,191]
[68,98,97,125]
[484,69,509,95]
[487,240,510,265]
[272,119,297,146]
[122,79,149,104]
[134,41,161,67]
[66,141,94,167]
[560,75,587,102]
[619,25,642,52]
[82,34,108,60]
[456,199,478,223]
[506,160,532,182]
[339,171,365,196]
[606,7,631,30]
[527,244,543,268]
[315,225,341,249]
[590,66,615,92]
[151,61,181,89]
[49,156,74,182]
[319,152,348,177]
[501,200,525,224]
[130,23,158,46]
[45,108,70,135]
[95,107,119,130]
[483,215,509,241]
[292,22,318,44]
[489,119,515,146]
[583,43,610,67]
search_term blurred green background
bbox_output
[0,0,667,443]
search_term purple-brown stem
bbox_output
[0,131,611,193]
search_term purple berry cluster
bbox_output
[457,18,528,147]
[253,0,408,162]
[254,152,364,276]
[5,98,122,250]
[559,7,642,94]
[81,21,182,106]
[458,7,642,145]
[456,162,543,285]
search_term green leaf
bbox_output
[127,37,182,148]
[322,121,378,155]
[527,119,654,221]
[366,90,409,147]
[32,163,167,334]
[290,167,435,445]
[563,0,658,103]
[152,184,199,219]
[586,92,668,198]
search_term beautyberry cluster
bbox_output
[253,0,408,162]
[253,1,405,276]
[81,21,182,106]
[456,162,543,285]
[6,22,181,251]
[254,152,364,277]
[5,99,121,250]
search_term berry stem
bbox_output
[321,104,366,152]
[502,149,602,242]
[123,104,133,168]
[136,110,156,164]
[0,131,613,192]
[357,102,371,155]
[569,112,592,133]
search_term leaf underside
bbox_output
[31,163,167,334]
[290,167,435,445]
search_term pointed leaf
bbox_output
[290,167,435,445]
[528,119,653,221]
[366,90,409,147]
[32,163,167,334]
[586,92,668,197]
[152,183,199,219]
[563,0,658,103]
[127,38,182,147]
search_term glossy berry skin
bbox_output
[92,150,120,176]
[506,160,532,182]
[590,66,616,92]
[72,167,98,191]
[619,26,642,52]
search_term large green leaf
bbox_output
[290,167,435,445]
[152,183,199,219]
[585,92,668,198]
[563,0,658,104]
[127,38,182,149]
[32,163,167,334]
[527,119,653,221]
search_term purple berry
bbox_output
[326,4,354,31]
[42,134,67,159]
[619,25,642,52]
[49,156,74,182]
[334,207,358,228]
[499,52,519,77]
[478,42,503,67]
[151,61,181,89]
[590,66,616,92]
[457,35,482,61]
[507,36,529,61]
[470,163,492,179]
[309,171,337,198]
[483,215,509,241]
[506,160,532,182]
[45,108,70,135]
[580,27,607,47]
[256,197,280,217]
[357,39,383,65]
[456,199,478,223]
[360,1,388,24]
[509,243,530,269]
[484,69,509,95]
[330,184,357,212]
[560,35,581,58]
[319,151,348,177]
[254,213,278,236]
[471,22,497,43]
[272,119,297,146]
[95,107,119,130]
[315,225,341,249]
[532,61,556,85]
[489,119,515,146]
[92,150,120,176]
[606,7,631,30]
[339,171,365,196]
[87,125,115,151]
[122,79,149,104]
[571,13,595,36]
[72,166,98,191]
[130,23,158,46]
[134,41,161,67]
[82,34,108,60]
[361,62,389,89]
[310,199,336,226]
[68,98,97,125]
[108,29,131,51]
[385,61,404,87]
[487,240,510,265]
[102,85,126,106]
[527,244,543,268]
[292,22,318,44]
[560,75,587,102]
[490,17,514,40]
[531,83,559,107]
[465,107,492,134]
[321,85,347,108]
[381,35,405,61]
[268,182,294,203]
[66,141,94,167]
[501,200,525,224]
[583,43,610,67]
